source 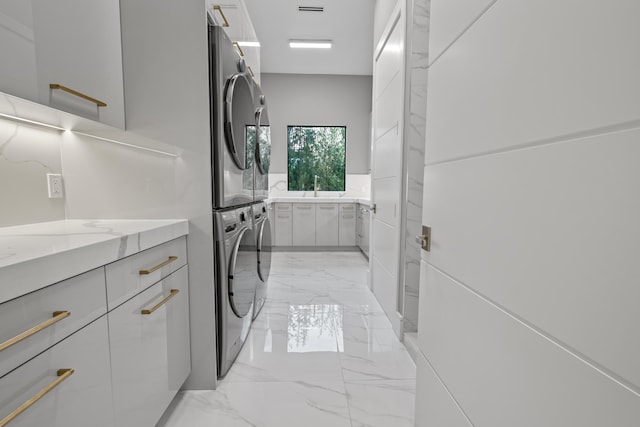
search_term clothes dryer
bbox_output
[209,24,255,209]
[251,201,272,319]
[214,205,259,378]
[251,80,270,201]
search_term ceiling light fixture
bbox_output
[0,112,66,131]
[289,39,332,49]
[236,41,260,47]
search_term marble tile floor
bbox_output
[158,252,416,427]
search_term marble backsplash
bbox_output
[268,173,371,199]
[0,118,65,227]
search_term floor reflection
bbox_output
[287,304,343,352]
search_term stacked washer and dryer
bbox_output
[209,24,272,378]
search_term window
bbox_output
[287,126,346,191]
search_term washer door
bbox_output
[224,73,254,170]
[257,218,272,282]
[228,227,258,318]
[255,106,271,175]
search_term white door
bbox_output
[370,4,405,334]
[416,1,640,425]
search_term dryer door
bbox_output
[224,73,254,170]
[257,218,272,282]
[255,106,271,176]
[228,227,258,318]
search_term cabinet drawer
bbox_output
[275,203,292,211]
[109,265,190,427]
[105,236,187,310]
[0,317,114,427]
[0,268,106,378]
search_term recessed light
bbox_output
[289,40,332,49]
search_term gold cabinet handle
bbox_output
[212,5,229,27]
[277,214,290,219]
[49,84,107,107]
[0,311,70,352]
[296,206,313,210]
[248,66,254,77]
[232,41,245,57]
[139,256,178,275]
[319,206,335,210]
[141,289,179,315]
[0,369,74,427]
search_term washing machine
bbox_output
[209,24,255,209]
[252,80,270,202]
[214,205,259,378]
[252,201,272,319]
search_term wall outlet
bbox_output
[47,173,64,198]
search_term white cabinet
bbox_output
[0,268,106,378]
[316,204,339,246]
[0,0,126,128]
[357,204,371,257]
[339,204,356,246]
[207,0,261,83]
[109,266,190,427]
[0,317,115,427]
[274,203,293,246]
[293,204,316,246]
[107,241,191,427]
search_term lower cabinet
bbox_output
[274,203,292,246]
[109,265,190,427]
[316,204,339,246]
[292,204,316,246]
[339,204,356,246]
[0,317,115,427]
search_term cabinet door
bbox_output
[292,204,316,246]
[362,208,370,256]
[0,317,115,427]
[339,204,356,246]
[316,204,339,246]
[109,266,190,427]
[0,268,106,378]
[30,0,125,128]
[274,203,292,246]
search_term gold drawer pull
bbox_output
[0,311,70,352]
[296,206,313,210]
[212,5,229,27]
[49,84,107,107]
[232,41,245,57]
[139,256,178,275]
[248,66,254,77]
[319,206,335,210]
[0,369,74,427]
[141,289,179,315]
[277,214,290,219]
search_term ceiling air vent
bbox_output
[298,6,324,12]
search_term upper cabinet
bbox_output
[207,0,261,83]
[0,0,126,129]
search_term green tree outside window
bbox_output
[287,126,346,191]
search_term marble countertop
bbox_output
[0,219,188,304]
[267,197,371,206]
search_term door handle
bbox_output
[415,225,432,252]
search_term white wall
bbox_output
[260,73,372,176]
[416,0,640,425]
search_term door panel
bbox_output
[229,227,258,317]
[371,5,404,334]
[422,128,640,388]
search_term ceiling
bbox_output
[243,0,375,76]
